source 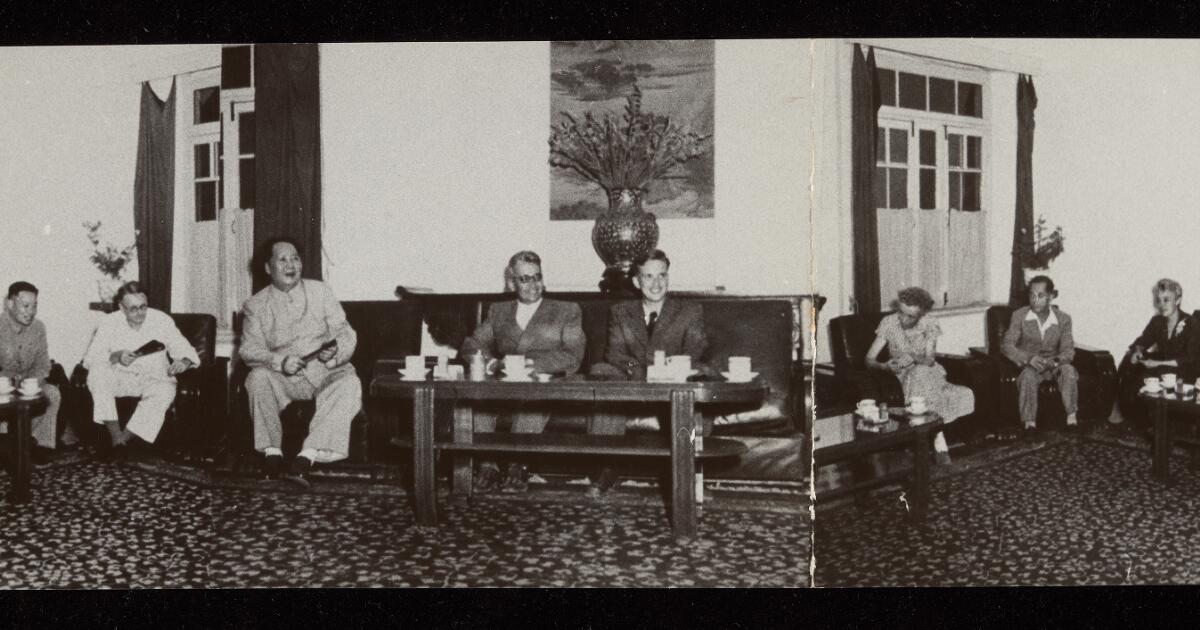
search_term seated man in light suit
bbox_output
[85,281,199,457]
[461,250,585,493]
[0,281,66,464]
[589,249,710,496]
[240,238,361,489]
[1001,275,1079,436]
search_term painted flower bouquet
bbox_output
[83,221,138,280]
[1020,216,1065,270]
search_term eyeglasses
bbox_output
[515,274,543,285]
[122,304,150,313]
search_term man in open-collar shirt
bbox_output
[84,281,199,451]
[0,281,64,458]
[1001,275,1078,433]
[240,238,360,489]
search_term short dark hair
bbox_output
[634,249,671,274]
[894,286,935,313]
[257,237,304,270]
[114,280,147,306]
[1028,275,1057,296]
[7,281,37,299]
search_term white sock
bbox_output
[933,432,948,453]
[1066,413,1078,426]
[263,447,282,457]
[298,448,318,462]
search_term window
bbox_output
[193,140,221,221]
[872,51,990,309]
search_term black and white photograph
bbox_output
[3,36,1200,593]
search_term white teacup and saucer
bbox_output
[906,396,929,416]
[1141,377,1163,395]
[18,380,41,398]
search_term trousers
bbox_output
[87,367,176,443]
[1017,363,1079,426]
[0,384,61,448]
[246,365,362,463]
[588,403,714,437]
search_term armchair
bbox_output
[970,305,1117,431]
[827,311,995,444]
[68,313,229,460]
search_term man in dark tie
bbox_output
[588,249,709,496]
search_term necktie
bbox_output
[647,311,658,338]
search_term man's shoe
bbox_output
[473,463,502,493]
[587,467,620,499]
[31,446,53,467]
[284,456,313,490]
[934,451,952,466]
[500,463,528,494]
[262,454,284,480]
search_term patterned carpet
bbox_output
[814,429,1200,586]
[0,455,807,588]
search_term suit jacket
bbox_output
[604,298,708,379]
[461,298,585,375]
[1130,311,1200,376]
[1001,306,1075,367]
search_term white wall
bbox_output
[0,46,217,368]
[320,41,814,299]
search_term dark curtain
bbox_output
[253,43,322,291]
[850,44,882,313]
[1009,74,1038,305]
[133,80,176,311]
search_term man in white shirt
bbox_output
[1001,275,1079,435]
[85,282,199,455]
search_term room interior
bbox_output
[1,38,1199,587]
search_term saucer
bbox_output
[721,371,758,383]
[1140,386,1164,395]
[501,375,533,382]
[905,407,929,416]
[0,389,14,397]
[19,392,41,399]
[398,368,430,381]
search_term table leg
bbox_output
[1153,398,1170,482]
[412,385,437,526]
[452,401,474,497]
[694,410,704,505]
[910,427,931,521]
[669,389,697,541]
[9,403,32,504]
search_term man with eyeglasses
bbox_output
[461,250,585,492]
[84,281,199,456]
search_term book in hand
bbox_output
[301,340,337,363]
[131,340,166,357]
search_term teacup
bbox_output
[20,378,39,394]
[909,396,927,414]
[668,355,692,375]
[1163,373,1178,389]
[728,356,752,375]
[503,355,528,375]
[1144,377,1162,392]
[653,350,667,367]
[1182,384,1196,397]
[857,398,876,409]
[404,355,424,373]
[0,377,12,393]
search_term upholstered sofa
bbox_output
[67,313,229,461]
[826,310,995,443]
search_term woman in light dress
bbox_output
[863,287,975,464]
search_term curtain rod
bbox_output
[135,63,220,85]
[848,40,1038,76]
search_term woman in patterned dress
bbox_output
[863,286,975,464]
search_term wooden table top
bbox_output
[370,371,769,404]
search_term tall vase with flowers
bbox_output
[83,221,138,305]
[1019,216,1065,282]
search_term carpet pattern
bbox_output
[0,458,807,588]
[814,434,1200,586]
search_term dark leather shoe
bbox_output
[262,454,284,480]
[31,446,53,467]
[588,467,620,499]
[473,463,502,493]
[284,456,313,490]
[500,463,528,494]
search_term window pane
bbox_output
[195,181,217,222]
[877,68,896,107]
[239,158,256,209]
[889,167,907,209]
[958,81,982,117]
[222,45,252,89]
[919,168,936,209]
[875,167,887,209]
[949,172,961,210]
[194,144,210,178]
[919,129,936,166]
[193,86,219,125]
[948,134,962,168]
[967,136,982,169]
[898,72,927,110]
[964,172,981,211]
[876,127,886,162]
[929,77,955,114]
[238,112,256,154]
[889,128,907,163]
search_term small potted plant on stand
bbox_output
[1020,216,1065,282]
[83,221,138,306]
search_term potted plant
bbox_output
[83,221,138,304]
[549,83,711,292]
[1020,216,1065,279]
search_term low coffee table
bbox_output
[1142,389,1200,482]
[0,392,48,504]
[812,403,944,520]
